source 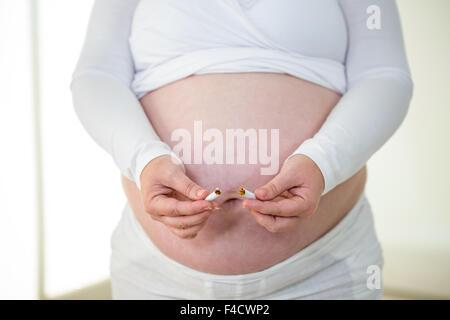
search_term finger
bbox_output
[163,171,209,200]
[168,223,206,239]
[157,210,211,229]
[149,195,213,216]
[243,196,311,217]
[250,210,300,233]
[254,171,297,201]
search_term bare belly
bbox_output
[122,73,366,274]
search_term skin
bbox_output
[139,154,219,239]
[122,72,366,275]
[243,153,325,233]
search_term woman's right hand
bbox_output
[139,155,218,239]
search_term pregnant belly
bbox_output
[122,73,366,274]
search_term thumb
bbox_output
[255,171,296,201]
[165,171,209,201]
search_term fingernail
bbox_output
[197,189,206,198]
[258,189,267,198]
[214,207,221,211]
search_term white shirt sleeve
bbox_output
[70,0,177,189]
[289,0,414,195]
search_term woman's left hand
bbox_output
[243,154,324,233]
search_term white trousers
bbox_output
[110,192,384,299]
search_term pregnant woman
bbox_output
[71,0,413,299]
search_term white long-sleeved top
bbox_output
[71,0,413,193]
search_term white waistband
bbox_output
[111,192,378,298]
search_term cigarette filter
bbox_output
[205,188,221,201]
[238,186,256,199]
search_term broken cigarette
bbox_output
[205,188,222,201]
[238,186,256,199]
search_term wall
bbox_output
[366,0,450,297]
